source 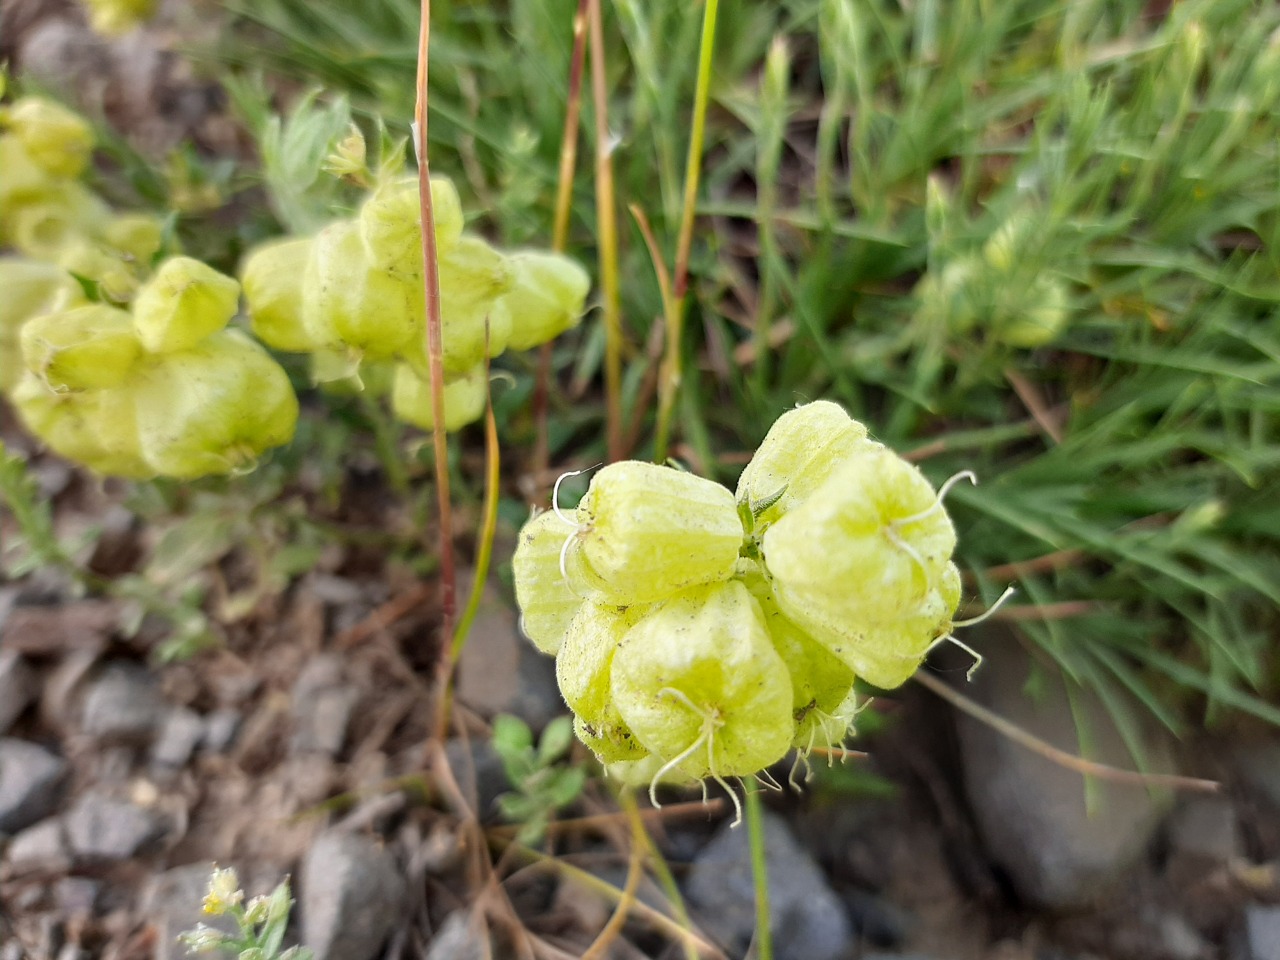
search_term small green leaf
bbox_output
[536,715,574,766]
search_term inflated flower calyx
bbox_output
[303,221,423,361]
[764,446,957,625]
[735,400,879,526]
[747,574,858,750]
[390,363,487,432]
[427,235,515,374]
[512,509,589,655]
[9,185,112,261]
[569,461,742,605]
[4,98,95,179]
[611,580,794,782]
[10,373,151,478]
[132,330,298,479]
[20,303,141,392]
[0,137,56,217]
[502,251,591,352]
[0,259,79,393]
[82,0,157,36]
[359,176,463,279]
[241,237,315,352]
[56,239,140,302]
[556,603,649,763]
[132,257,240,354]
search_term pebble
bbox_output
[301,830,407,960]
[79,663,167,743]
[952,638,1175,910]
[685,809,851,960]
[1239,905,1280,960]
[292,685,360,757]
[455,583,562,730]
[0,651,37,734]
[151,707,205,771]
[444,737,509,820]
[425,910,488,960]
[290,655,360,758]
[0,738,68,833]
[53,877,102,915]
[4,817,69,874]
[202,708,242,752]
[64,790,166,861]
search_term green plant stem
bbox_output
[415,0,457,740]
[587,0,623,462]
[745,782,773,960]
[656,0,719,463]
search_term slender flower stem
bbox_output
[587,0,623,462]
[745,781,773,960]
[415,0,457,739]
[656,0,720,463]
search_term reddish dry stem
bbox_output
[415,0,457,736]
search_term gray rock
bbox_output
[0,652,37,734]
[1168,795,1240,863]
[145,864,242,960]
[952,639,1175,910]
[4,816,69,873]
[53,877,101,915]
[290,656,359,758]
[686,809,851,960]
[292,686,360,757]
[202,708,241,752]
[64,791,166,861]
[301,830,406,960]
[0,738,68,833]
[444,737,508,820]
[79,663,167,743]
[456,583,562,730]
[426,910,488,960]
[151,708,205,770]
[1239,905,1280,960]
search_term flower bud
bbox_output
[133,330,298,478]
[735,400,878,526]
[56,239,139,302]
[611,580,793,779]
[6,98,94,179]
[359,176,463,279]
[304,221,423,359]
[103,213,165,264]
[572,461,742,605]
[501,251,591,351]
[390,363,487,432]
[241,236,317,352]
[557,602,649,763]
[763,447,957,627]
[20,303,141,391]
[998,274,1069,348]
[133,256,240,353]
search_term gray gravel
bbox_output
[0,738,68,833]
